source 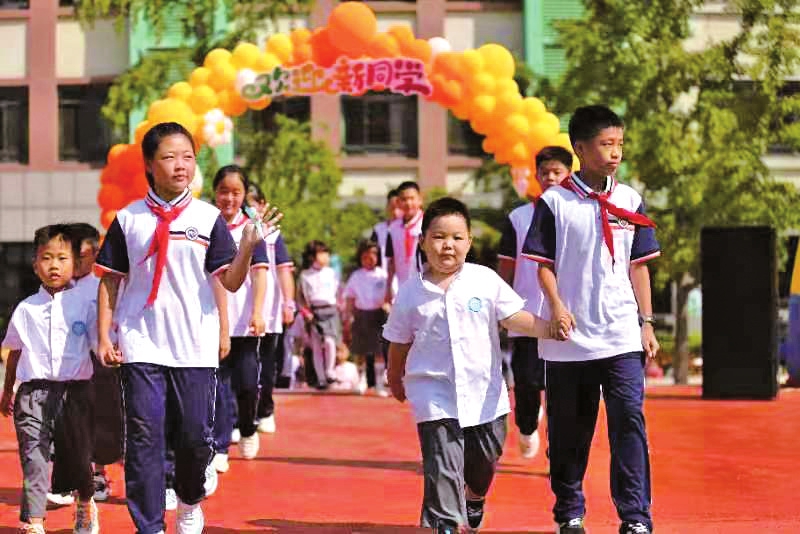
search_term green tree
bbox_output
[238,115,377,265]
[543,0,800,383]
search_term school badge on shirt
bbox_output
[185,227,199,241]
[468,297,482,312]
[71,320,87,336]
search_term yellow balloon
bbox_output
[231,42,262,70]
[493,91,522,118]
[553,132,573,150]
[204,48,232,69]
[134,120,150,145]
[255,52,281,73]
[505,113,531,139]
[470,95,496,122]
[209,61,238,92]
[468,72,496,96]
[189,67,212,88]
[477,44,515,79]
[167,81,193,101]
[267,34,293,64]
[521,97,546,119]
[460,49,485,75]
[495,78,520,96]
[147,98,198,134]
[509,141,531,167]
[188,85,218,115]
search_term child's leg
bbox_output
[417,419,466,529]
[122,363,169,534]
[601,352,652,529]
[212,358,235,455]
[231,336,261,438]
[256,333,279,420]
[52,381,95,502]
[545,360,601,524]
[323,335,337,380]
[310,331,327,387]
[365,353,376,388]
[463,415,507,498]
[167,367,215,505]
[511,338,544,436]
[13,383,54,524]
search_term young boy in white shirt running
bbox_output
[384,197,569,533]
[1,224,100,534]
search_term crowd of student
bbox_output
[1,105,660,534]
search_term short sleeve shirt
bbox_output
[343,267,388,311]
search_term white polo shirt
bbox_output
[263,231,293,334]
[75,272,100,295]
[343,267,388,311]
[299,266,339,307]
[371,219,399,296]
[224,212,270,337]
[522,174,660,362]
[497,202,547,338]
[385,210,423,285]
[2,284,96,383]
[383,263,523,428]
[95,188,238,368]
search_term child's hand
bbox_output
[551,306,575,341]
[98,338,123,367]
[388,371,405,402]
[300,307,314,322]
[641,323,659,360]
[219,329,231,361]
[241,205,283,249]
[0,390,13,417]
[249,313,266,336]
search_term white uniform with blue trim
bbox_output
[224,212,270,337]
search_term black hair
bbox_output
[396,181,420,194]
[302,240,331,270]
[33,224,80,260]
[568,105,624,144]
[387,188,399,201]
[68,222,100,251]
[213,164,250,191]
[246,184,266,204]
[535,146,574,171]
[355,239,380,268]
[420,197,471,236]
[141,122,196,187]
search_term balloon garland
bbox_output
[97,2,575,227]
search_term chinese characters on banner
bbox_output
[240,57,433,101]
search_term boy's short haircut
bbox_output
[568,105,624,144]
[421,197,471,235]
[33,224,80,259]
[68,222,100,250]
[396,181,420,194]
[535,146,574,171]
[387,188,399,201]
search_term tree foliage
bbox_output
[541,0,800,382]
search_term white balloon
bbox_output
[428,37,452,58]
[204,108,225,123]
[235,68,258,94]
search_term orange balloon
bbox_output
[460,50,485,75]
[189,67,211,88]
[208,61,237,92]
[219,90,249,117]
[509,142,531,167]
[470,116,493,136]
[402,39,432,64]
[100,209,117,229]
[291,28,312,46]
[134,121,151,146]
[188,85,218,115]
[432,53,465,82]
[367,33,400,59]
[249,97,272,111]
[311,28,343,68]
[451,100,471,121]
[107,143,128,163]
[468,72,496,96]
[292,43,313,65]
[327,2,377,57]
[477,44,515,79]
[470,95,496,122]
[526,180,543,200]
[387,25,415,48]
[97,184,127,211]
[482,137,500,154]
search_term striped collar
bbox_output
[227,210,248,230]
[145,188,192,210]
[563,173,616,199]
[403,210,423,229]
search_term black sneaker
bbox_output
[557,517,586,533]
[435,519,459,534]
[619,522,651,534]
[466,498,485,530]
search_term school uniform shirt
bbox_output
[522,174,660,362]
[299,266,339,308]
[371,220,400,296]
[2,284,97,383]
[384,211,423,285]
[497,202,547,338]
[343,267,388,311]
[263,231,293,334]
[95,188,238,368]
[224,211,270,337]
[383,263,524,428]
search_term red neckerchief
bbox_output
[563,174,656,265]
[403,210,423,262]
[141,189,192,306]
[227,211,248,230]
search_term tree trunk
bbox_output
[673,275,695,385]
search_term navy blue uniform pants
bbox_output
[511,337,545,436]
[213,337,261,454]
[545,352,652,529]
[257,333,280,419]
[121,363,215,534]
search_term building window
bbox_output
[250,96,311,133]
[0,87,28,164]
[0,0,29,8]
[447,112,485,157]
[770,81,799,154]
[342,92,418,157]
[58,84,117,164]
[0,242,38,341]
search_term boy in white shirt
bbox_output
[384,198,568,533]
[1,224,99,534]
[383,181,424,302]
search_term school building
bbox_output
[0,0,798,326]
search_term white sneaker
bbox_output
[164,488,177,511]
[211,453,230,473]
[176,499,204,534]
[73,498,99,534]
[257,415,276,434]
[239,433,260,459]
[47,492,75,507]
[92,472,110,502]
[204,463,218,496]
[230,428,241,443]
[18,522,46,534]
[519,430,540,459]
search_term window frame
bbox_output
[341,91,419,158]
[0,86,29,164]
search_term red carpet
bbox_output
[1,386,799,533]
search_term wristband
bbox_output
[284,300,297,312]
[640,314,656,325]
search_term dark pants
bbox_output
[545,352,652,529]
[14,380,94,521]
[257,333,280,419]
[511,337,545,436]
[122,364,215,534]
[92,357,124,465]
[214,337,261,453]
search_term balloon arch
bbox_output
[97,1,574,229]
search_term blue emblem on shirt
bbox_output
[185,227,199,241]
[468,297,482,312]
[71,320,87,336]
